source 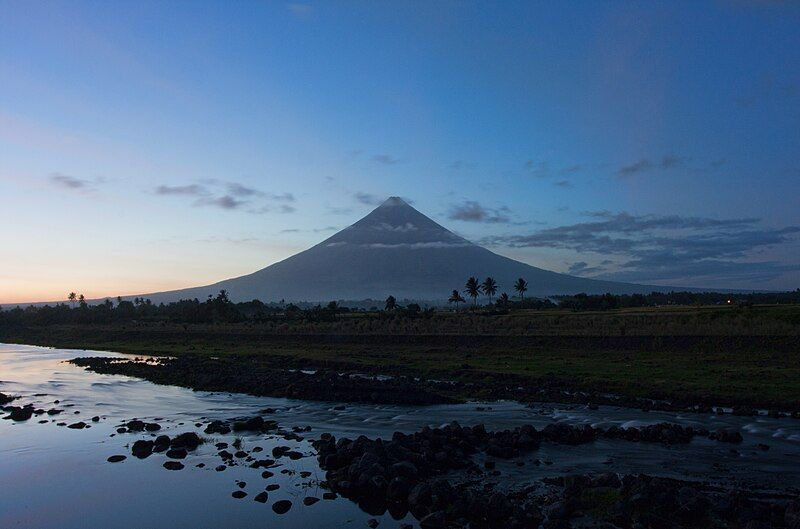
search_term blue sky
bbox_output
[1,1,799,302]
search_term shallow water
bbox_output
[1,344,799,528]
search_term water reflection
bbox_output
[1,344,798,528]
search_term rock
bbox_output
[710,428,743,443]
[91,416,100,422]
[323,492,337,500]
[237,481,247,489]
[126,420,146,432]
[163,461,184,470]
[166,448,188,459]
[786,500,800,529]
[265,484,280,491]
[107,455,126,463]
[215,465,226,472]
[67,421,88,429]
[170,432,202,450]
[303,496,320,506]
[251,458,275,469]
[387,477,411,501]
[132,440,154,458]
[254,492,269,503]
[390,461,418,479]
[408,483,432,510]
[0,392,17,405]
[145,422,161,431]
[261,470,274,479]
[7,406,34,421]
[419,510,446,528]
[367,519,379,528]
[153,435,171,452]
[232,490,247,499]
[272,500,292,514]
[204,420,231,435]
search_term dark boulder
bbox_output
[6,405,34,421]
[170,432,202,450]
[419,510,446,528]
[710,428,743,443]
[125,420,146,432]
[132,440,154,458]
[166,448,188,459]
[272,500,292,514]
[204,420,232,435]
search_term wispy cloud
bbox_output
[154,184,208,196]
[48,173,96,191]
[736,73,799,107]
[195,195,245,210]
[371,154,400,165]
[448,201,511,224]
[617,154,686,177]
[482,211,800,285]
[152,181,295,214]
[524,160,549,178]
[354,192,383,205]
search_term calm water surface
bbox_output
[1,344,799,528]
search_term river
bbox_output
[1,343,798,528]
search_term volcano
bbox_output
[142,197,673,303]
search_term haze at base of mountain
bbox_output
[137,197,708,304]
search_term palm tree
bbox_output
[498,292,510,307]
[514,278,528,300]
[385,295,397,311]
[68,292,77,308]
[78,294,86,308]
[448,289,465,310]
[481,277,498,303]
[464,277,481,307]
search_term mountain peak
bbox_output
[323,195,470,247]
[379,196,408,207]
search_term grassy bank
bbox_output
[2,304,799,410]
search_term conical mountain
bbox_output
[142,197,669,303]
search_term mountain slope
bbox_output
[139,197,686,303]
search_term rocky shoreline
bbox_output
[68,355,800,418]
[3,385,798,528]
[313,421,797,528]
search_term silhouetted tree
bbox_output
[498,292,510,307]
[385,295,397,311]
[464,277,481,307]
[482,277,498,303]
[448,289,465,310]
[514,278,528,300]
[68,292,77,308]
[78,294,86,308]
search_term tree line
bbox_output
[0,287,797,327]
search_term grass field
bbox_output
[2,304,799,410]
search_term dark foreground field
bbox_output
[3,304,799,412]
